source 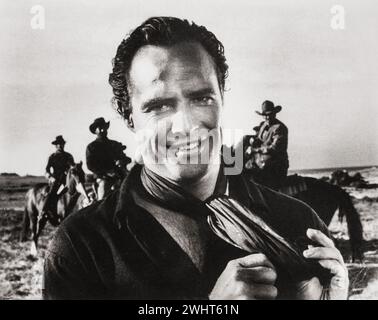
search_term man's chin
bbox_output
[166,163,210,183]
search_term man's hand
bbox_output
[209,253,277,300]
[296,228,349,300]
[253,147,267,154]
[47,176,56,184]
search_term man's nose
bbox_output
[171,106,196,134]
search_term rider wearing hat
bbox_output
[45,135,75,184]
[43,135,75,220]
[86,117,131,200]
[252,100,289,189]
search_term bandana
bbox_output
[137,151,330,284]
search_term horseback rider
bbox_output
[86,117,131,200]
[43,135,75,221]
[250,100,289,189]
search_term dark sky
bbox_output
[1,0,377,175]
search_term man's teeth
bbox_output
[178,141,199,151]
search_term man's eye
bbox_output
[193,97,215,106]
[148,104,171,112]
[158,104,171,111]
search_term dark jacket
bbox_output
[45,151,74,179]
[86,137,130,178]
[256,119,289,167]
[43,165,329,300]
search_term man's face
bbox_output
[264,113,276,124]
[128,41,223,183]
[96,127,108,138]
[56,144,64,152]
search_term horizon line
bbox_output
[289,164,377,172]
[1,164,377,177]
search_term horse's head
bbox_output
[67,161,86,187]
[66,162,91,204]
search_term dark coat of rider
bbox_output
[250,101,289,189]
[46,151,75,180]
[86,137,129,178]
[86,118,132,200]
[43,135,75,220]
[46,136,74,181]
[255,118,289,172]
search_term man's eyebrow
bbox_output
[140,88,216,110]
[141,97,176,111]
[185,88,216,98]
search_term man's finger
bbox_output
[236,266,277,284]
[250,284,278,300]
[306,228,335,248]
[303,246,344,264]
[236,253,275,269]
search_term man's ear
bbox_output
[127,114,135,132]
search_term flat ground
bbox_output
[0,175,377,299]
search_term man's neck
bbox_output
[266,118,278,126]
[180,163,221,201]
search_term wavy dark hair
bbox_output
[109,16,228,121]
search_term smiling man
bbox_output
[43,17,348,300]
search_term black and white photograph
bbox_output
[0,0,377,302]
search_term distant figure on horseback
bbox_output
[86,117,131,200]
[238,102,364,260]
[43,135,75,223]
[21,161,89,255]
[246,100,289,190]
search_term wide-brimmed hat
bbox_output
[89,117,110,134]
[255,100,282,116]
[51,135,66,145]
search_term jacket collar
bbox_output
[113,163,141,229]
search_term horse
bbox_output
[236,136,364,262]
[20,162,91,255]
[282,175,364,261]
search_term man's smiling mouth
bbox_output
[169,137,208,158]
[177,141,200,151]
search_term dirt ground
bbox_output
[0,175,377,300]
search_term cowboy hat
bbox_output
[51,135,66,145]
[255,100,282,116]
[89,117,110,134]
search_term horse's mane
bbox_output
[66,170,77,195]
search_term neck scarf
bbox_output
[140,165,227,213]
[138,158,330,284]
